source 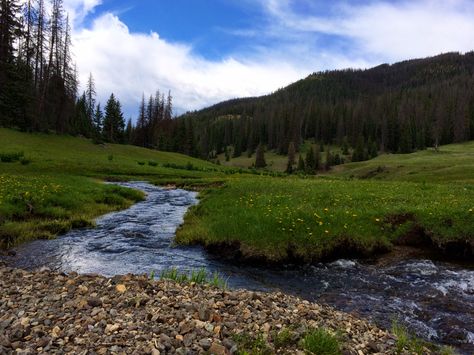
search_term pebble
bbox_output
[209,342,227,355]
[0,265,418,354]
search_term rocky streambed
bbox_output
[0,264,418,354]
[2,182,474,354]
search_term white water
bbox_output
[3,182,473,354]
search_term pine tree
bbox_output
[325,146,333,171]
[185,119,196,156]
[164,90,172,120]
[297,154,305,172]
[124,118,133,144]
[103,93,125,143]
[0,0,24,125]
[72,93,91,136]
[233,135,242,158]
[368,138,378,158]
[352,136,367,162]
[305,146,315,174]
[286,141,296,173]
[93,103,103,138]
[314,145,321,171]
[255,143,266,168]
[85,73,96,125]
[135,94,147,147]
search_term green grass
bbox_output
[0,128,221,179]
[0,128,225,247]
[390,320,445,355]
[233,333,273,355]
[0,173,144,247]
[176,176,474,262]
[2,128,474,263]
[218,150,289,172]
[218,142,350,172]
[300,328,341,355]
[273,327,297,348]
[159,267,228,288]
[331,142,474,183]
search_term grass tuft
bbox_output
[160,267,227,288]
[391,320,434,355]
[273,327,296,348]
[233,333,272,355]
[300,328,341,355]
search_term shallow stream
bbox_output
[3,182,473,354]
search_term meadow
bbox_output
[176,177,474,262]
[217,142,350,172]
[0,128,224,247]
[1,128,473,261]
[331,142,474,184]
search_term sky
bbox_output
[61,0,474,118]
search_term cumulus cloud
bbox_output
[67,0,474,116]
[64,0,102,25]
[73,14,308,116]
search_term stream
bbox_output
[2,182,473,354]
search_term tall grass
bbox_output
[300,328,341,355]
[160,267,228,288]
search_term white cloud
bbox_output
[73,13,309,116]
[260,0,474,63]
[64,0,102,26]
[68,0,474,117]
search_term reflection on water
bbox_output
[3,182,473,354]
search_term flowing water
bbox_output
[3,182,473,354]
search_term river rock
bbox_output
[0,265,427,354]
[198,338,212,350]
[87,297,102,308]
[209,342,227,355]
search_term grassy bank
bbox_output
[331,142,474,183]
[0,128,221,179]
[176,177,474,262]
[2,128,474,262]
[0,128,224,247]
[0,174,144,247]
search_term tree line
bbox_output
[0,0,77,132]
[0,0,130,143]
[0,0,180,148]
[3,1,473,162]
[179,52,474,160]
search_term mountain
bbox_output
[179,52,474,158]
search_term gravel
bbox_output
[0,263,430,354]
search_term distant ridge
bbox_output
[179,52,474,158]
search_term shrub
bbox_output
[233,333,272,355]
[20,158,31,165]
[137,161,145,166]
[0,151,24,163]
[300,328,341,355]
[148,160,158,167]
[273,328,295,348]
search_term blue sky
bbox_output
[93,0,263,60]
[64,0,474,118]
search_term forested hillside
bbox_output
[180,52,474,158]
